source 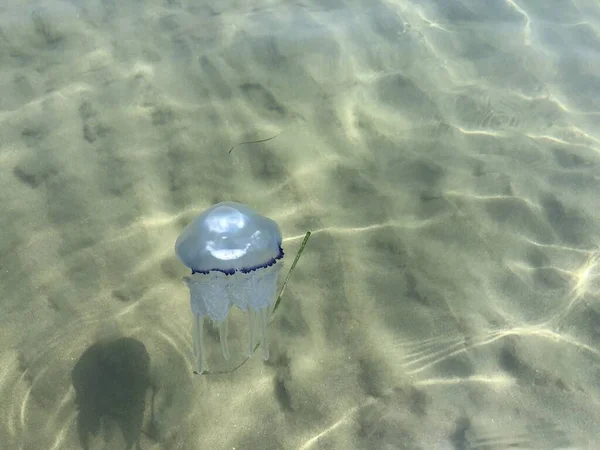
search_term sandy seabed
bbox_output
[1,0,600,449]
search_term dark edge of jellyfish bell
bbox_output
[190,244,285,275]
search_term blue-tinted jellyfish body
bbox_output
[175,202,284,373]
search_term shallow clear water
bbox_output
[0,0,599,448]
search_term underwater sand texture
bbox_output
[1,0,600,448]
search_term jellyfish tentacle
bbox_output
[247,310,255,357]
[218,319,230,360]
[192,314,206,374]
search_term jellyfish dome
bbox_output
[175,201,284,374]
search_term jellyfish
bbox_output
[175,201,284,374]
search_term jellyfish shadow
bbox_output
[71,337,156,450]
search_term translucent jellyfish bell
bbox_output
[175,202,284,374]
